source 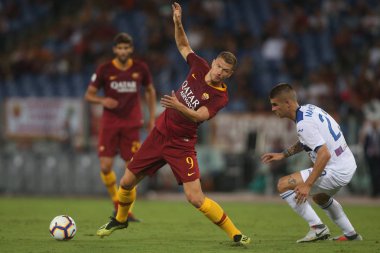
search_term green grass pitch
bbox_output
[0,196,379,253]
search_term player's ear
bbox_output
[285,99,291,108]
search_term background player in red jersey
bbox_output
[96,2,251,245]
[84,33,156,221]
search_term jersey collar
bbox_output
[206,82,227,92]
[112,58,133,71]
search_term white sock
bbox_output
[280,190,322,226]
[319,198,356,236]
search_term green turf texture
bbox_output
[0,197,379,253]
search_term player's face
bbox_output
[113,43,133,63]
[270,97,289,118]
[210,58,234,83]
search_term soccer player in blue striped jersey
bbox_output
[261,83,362,243]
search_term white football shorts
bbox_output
[300,166,356,196]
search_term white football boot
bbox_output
[296,224,330,243]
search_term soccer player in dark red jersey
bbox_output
[85,33,157,222]
[96,2,250,245]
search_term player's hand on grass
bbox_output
[102,97,118,109]
[261,152,285,164]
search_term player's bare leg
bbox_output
[183,179,251,245]
[97,169,144,237]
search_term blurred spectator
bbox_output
[283,39,304,82]
[261,18,285,62]
[360,100,380,197]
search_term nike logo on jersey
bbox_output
[298,129,304,132]
[109,75,117,80]
[188,172,195,176]
[191,73,196,79]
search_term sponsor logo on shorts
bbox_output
[186,157,195,177]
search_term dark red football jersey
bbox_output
[155,53,229,139]
[89,59,153,128]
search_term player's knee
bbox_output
[100,167,112,174]
[277,177,288,193]
[100,160,113,173]
[119,181,134,191]
[119,176,135,190]
[185,192,204,208]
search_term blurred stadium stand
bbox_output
[0,0,379,197]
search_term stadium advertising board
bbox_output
[213,113,297,153]
[4,98,84,142]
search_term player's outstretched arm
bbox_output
[172,2,193,60]
[261,152,285,163]
[282,141,304,158]
[261,141,304,163]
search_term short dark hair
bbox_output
[113,32,133,46]
[269,83,297,100]
[217,51,237,70]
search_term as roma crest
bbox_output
[201,93,209,100]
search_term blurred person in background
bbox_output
[362,120,380,197]
[262,83,362,242]
[360,99,380,197]
[96,2,250,245]
[84,32,157,221]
